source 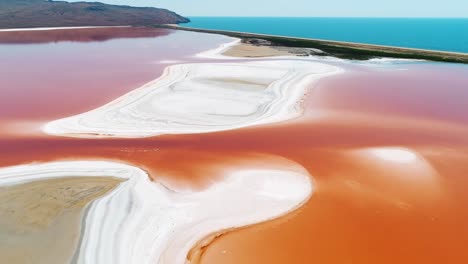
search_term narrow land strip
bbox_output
[159,24,468,64]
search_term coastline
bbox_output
[0,160,312,264]
[158,24,468,64]
[0,26,132,32]
[42,41,343,138]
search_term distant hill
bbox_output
[0,0,189,29]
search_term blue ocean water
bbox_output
[186,17,468,53]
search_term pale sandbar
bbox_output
[0,176,122,264]
[0,161,312,264]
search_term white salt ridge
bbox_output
[156,60,183,64]
[0,161,312,264]
[43,60,341,138]
[364,57,425,64]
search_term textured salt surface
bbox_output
[43,60,341,138]
[0,161,312,264]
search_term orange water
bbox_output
[1,29,468,263]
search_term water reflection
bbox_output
[369,147,417,163]
[0,27,172,44]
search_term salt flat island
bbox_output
[1,20,468,264]
[0,161,311,264]
[43,59,341,137]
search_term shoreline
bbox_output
[0,160,312,264]
[158,24,468,64]
[43,59,342,138]
[0,26,132,32]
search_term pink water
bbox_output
[1,27,468,264]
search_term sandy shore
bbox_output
[223,43,293,57]
[217,38,325,58]
[0,161,311,264]
[0,175,122,264]
[195,38,308,59]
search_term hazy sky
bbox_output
[69,0,468,17]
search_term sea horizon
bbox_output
[186,17,468,53]
[189,16,468,18]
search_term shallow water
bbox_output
[197,62,468,263]
[0,27,231,121]
[1,28,468,263]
